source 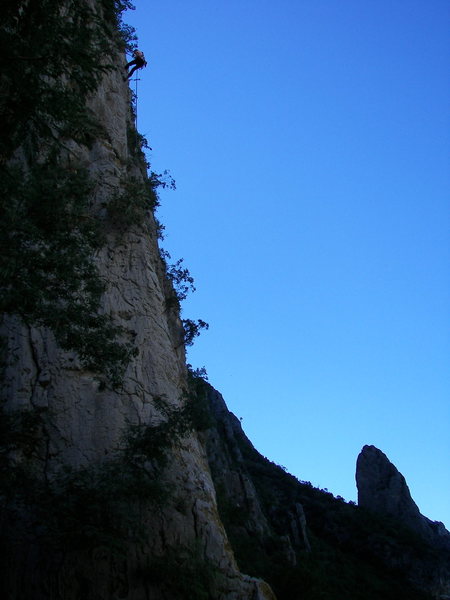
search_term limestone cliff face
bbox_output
[0,4,274,599]
[3,5,449,600]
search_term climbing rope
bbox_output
[133,75,140,131]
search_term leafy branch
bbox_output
[0,0,141,385]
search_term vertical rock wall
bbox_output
[0,6,275,599]
[356,445,450,598]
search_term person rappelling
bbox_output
[125,49,147,79]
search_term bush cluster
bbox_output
[0,1,208,384]
[0,372,213,556]
[0,1,142,385]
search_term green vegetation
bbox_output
[1,158,138,386]
[138,543,220,600]
[236,455,433,599]
[0,0,134,161]
[29,459,168,553]
[0,1,141,385]
[196,380,436,600]
[161,252,196,301]
[182,318,210,347]
[159,249,210,345]
[0,0,207,386]
[185,366,215,431]
[107,175,159,231]
[0,403,168,554]
[0,373,212,556]
[0,384,438,598]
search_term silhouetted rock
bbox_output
[356,445,450,546]
[200,390,450,599]
[356,445,450,598]
[356,445,423,527]
[0,3,275,599]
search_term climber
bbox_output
[125,49,147,79]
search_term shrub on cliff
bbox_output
[0,1,139,385]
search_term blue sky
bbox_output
[125,1,450,526]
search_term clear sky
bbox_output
[124,1,449,527]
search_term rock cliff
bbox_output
[356,445,450,598]
[357,445,450,547]
[1,3,449,600]
[199,385,450,600]
[0,2,274,599]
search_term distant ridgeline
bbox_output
[1,2,449,600]
[200,384,450,600]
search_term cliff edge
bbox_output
[357,444,450,548]
[0,2,274,599]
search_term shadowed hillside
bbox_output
[198,379,450,600]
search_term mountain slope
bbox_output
[200,382,450,600]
